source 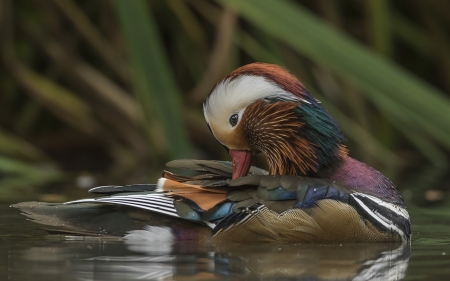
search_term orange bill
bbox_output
[229,149,253,179]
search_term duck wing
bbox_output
[13,159,410,243]
[10,160,262,237]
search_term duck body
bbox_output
[14,63,410,243]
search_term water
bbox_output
[1,203,450,280]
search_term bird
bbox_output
[13,63,410,243]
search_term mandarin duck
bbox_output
[13,63,410,243]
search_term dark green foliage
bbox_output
[1,0,449,206]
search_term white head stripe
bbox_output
[204,75,300,129]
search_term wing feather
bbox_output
[66,193,179,218]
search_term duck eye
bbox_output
[229,113,239,127]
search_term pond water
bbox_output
[1,203,449,281]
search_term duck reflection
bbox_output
[213,243,409,280]
[11,237,409,281]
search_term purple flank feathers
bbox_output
[319,157,403,206]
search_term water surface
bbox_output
[1,204,449,280]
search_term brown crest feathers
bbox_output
[210,63,308,99]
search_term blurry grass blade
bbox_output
[187,0,221,24]
[416,1,450,93]
[167,0,207,50]
[113,0,192,158]
[239,31,284,65]
[189,8,237,103]
[7,61,99,135]
[394,121,447,168]
[74,63,142,123]
[311,89,401,167]
[0,156,64,186]
[15,100,41,135]
[392,14,431,56]
[0,128,47,162]
[52,0,130,82]
[366,84,450,150]
[367,0,392,56]
[218,0,450,149]
[20,22,142,125]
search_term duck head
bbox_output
[203,63,347,179]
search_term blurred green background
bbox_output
[1,0,449,206]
